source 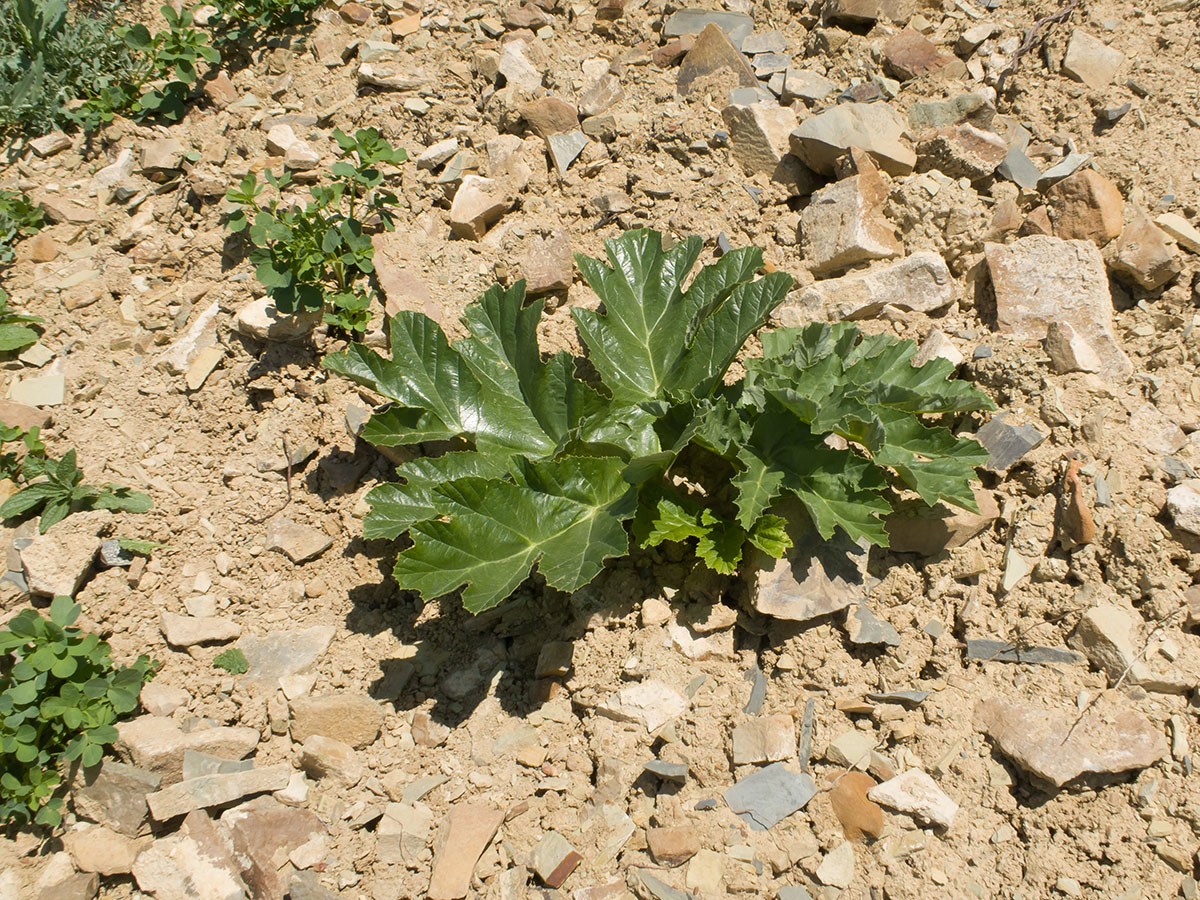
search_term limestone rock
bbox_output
[140,683,189,717]
[1062,30,1124,89]
[816,841,855,888]
[116,717,259,785]
[823,0,914,25]
[867,769,958,827]
[597,680,688,732]
[235,627,337,691]
[288,693,383,748]
[30,131,71,158]
[732,714,796,764]
[141,138,186,177]
[299,734,362,785]
[721,101,799,180]
[790,103,916,176]
[498,40,541,92]
[985,236,1131,380]
[676,24,758,96]
[1047,169,1124,245]
[1106,208,1181,290]
[132,810,247,900]
[518,231,573,294]
[782,251,954,323]
[449,175,513,240]
[233,298,321,341]
[915,123,1007,181]
[1167,480,1200,536]
[20,511,108,596]
[520,97,579,139]
[64,825,146,876]
[220,797,324,900]
[146,764,292,821]
[747,523,877,622]
[1044,321,1103,374]
[1070,602,1194,693]
[799,159,901,275]
[829,772,884,842]
[160,613,241,648]
[1155,213,1200,253]
[428,805,505,899]
[885,488,998,555]
[265,516,332,563]
[883,29,958,81]
[72,760,161,836]
[973,695,1167,787]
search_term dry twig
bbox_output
[996,0,1084,95]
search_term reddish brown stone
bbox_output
[520,96,580,139]
[220,797,324,900]
[1106,207,1180,290]
[1048,169,1124,245]
[339,1,373,24]
[1018,205,1053,236]
[676,24,758,96]
[829,772,885,842]
[653,36,693,67]
[596,0,624,20]
[883,29,956,80]
[646,826,700,867]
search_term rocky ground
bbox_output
[2,0,1200,898]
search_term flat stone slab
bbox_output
[235,626,336,689]
[973,413,1047,473]
[723,762,817,830]
[974,696,1168,787]
[966,639,1085,665]
[747,525,879,622]
[146,763,292,820]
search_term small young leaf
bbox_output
[212,648,249,674]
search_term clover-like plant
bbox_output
[0,597,156,827]
[225,127,408,335]
[324,229,995,613]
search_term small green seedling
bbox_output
[0,596,156,826]
[325,229,995,614]
[212,647,248,674]
[0,445,152,534]
[0,288,43,353]
[119,4,220,122]
[0,190,45,266]
[115,537,168,556]
[225,127,407,335]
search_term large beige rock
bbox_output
[799,160,901,275]
[676,23,758,96]
[20,510,110,597]
[1062,30,1124,89]
[288,693,383,748]
[1106,208,1181,290]
[721,101,799,179]
[132,811,248,900]
[233,298,321,341]
[984,236,1131,380]
[781,251,954,323]
[116,717,259,785]
[449,175,513,241]
[790,103,916,176]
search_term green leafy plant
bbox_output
[118,4,220,123]
[0,0,142,136]
[212,647,248,674]
[0,190,45,267]
[0,443,152,534]
[0,596,155,827]
[209,0,325,50]
[115,537,167,556]
[0,289,42,354]
[225,127,408,334]
[0,422,44,485]
[323,229,995,614]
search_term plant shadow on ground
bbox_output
[341,542,588,729]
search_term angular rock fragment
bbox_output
[721,101,798,180]
[64,825,145,876]
[1155,213,1200,253]
[289,693,383,748]
[789,103,916,176]
[428,805,505,900]
[234,627,335,691]
[646,826,699,867]
[449,175,513,240]
[146,764,292,821]
[973,695,1168,787]
[160,613,241,648]
[663,9,753,42]
[883,29,958,81]
[132,810,247,900]
[816,841,855,888]
[884,487,998,555]
[1047,169,1123,245]
[829,771,884,841]
[867,769,958,827]
[1167,481,1200,537]
[531,831,582,887]
[915,123,1007,181]
[20,512,107,596]
[732,714,796,764]
[799,157,901,275]
[844,605,900,646]
[598,681,688,732]
[781,251,954,323]
[973,414,1046,473]
[1106,208,1181,290]
[985,236,1132,380]
[498,40,542,91]
[299,734,362,785]
[724,762,817,830]
[233,298,321,341]
[822,0,913,25]
[1062,30,1124,89]
[747,522,877,622]
[676,24,758,96]
[265,516,332,563]
[1070,602,1194,693]
[546,130,589,172]
[965,639,1084,665]
[520,96,579,139]
[72,760,161,836]
[1044,321,1103,374]
[116,717,258,785]
[220,797,324,900]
